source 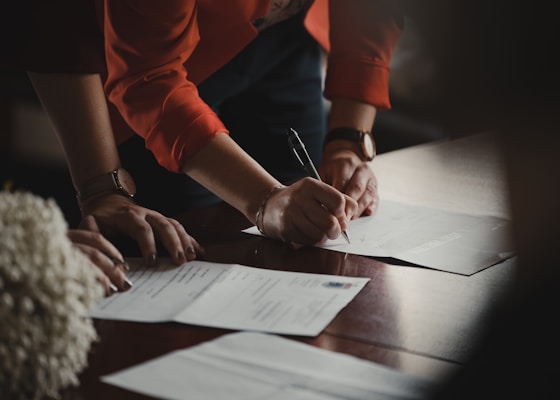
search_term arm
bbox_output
[321,98,379,216]
[183,133,357,244]
[319,0,403,216]
[103,0,357,245]
[27,72,204,270]
[27,73,120,187]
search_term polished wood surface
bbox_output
[61,132,514,399]
[373,131,510,219]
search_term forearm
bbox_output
[328,97,376,131]
[182,133,281,224]
[27,72,121,189]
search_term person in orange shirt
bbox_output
[2,0,204,291]
[96,0,403,245]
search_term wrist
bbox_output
[76,168,136,207]
[323,127,376,162]
[255,185,284,235]
[78,192,136,214]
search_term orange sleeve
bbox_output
[103,0,227,173]
[322,0,403,110]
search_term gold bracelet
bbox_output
[255,185,284,235]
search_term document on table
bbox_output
[102,331,437,400]
[243,199,514,275]
[89,259,369,337]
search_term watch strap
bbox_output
[76,169,135,204]
[323,127,376,161]
[324,127,364,144]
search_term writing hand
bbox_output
[260,177,358,246]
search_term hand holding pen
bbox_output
[287,128,354,244]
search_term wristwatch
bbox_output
[76,168,136,204]
[323,128,376,161]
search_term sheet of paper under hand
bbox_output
[102,331,438,400]
[243,199,514,275]
[89,259,369,337]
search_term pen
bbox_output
[286,128,351,244]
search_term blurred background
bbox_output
[0,67,81,225]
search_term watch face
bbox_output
[325,128,376,161]
[116,169,137,197]
[362,132,376,161]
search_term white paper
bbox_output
[89,259,369,336]
[102,331,437,400]
[243,200,514,275]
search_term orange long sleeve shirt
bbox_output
[100,0,402,172]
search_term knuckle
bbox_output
[90,231,105,243]
[365,182,376,195]
[136,223,152,235]
[168,218,182,227]
[88,250,106,266]
[347,180,365,193]
[123,205,139,217]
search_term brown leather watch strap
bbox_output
[76,168,136,204]
[323,127,376,161]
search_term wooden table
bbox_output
[63,132,515,399]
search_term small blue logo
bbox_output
[322,282,352,289]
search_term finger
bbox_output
[341,194,359,221]
[67,229,126,267]
[363,188,380,216]
[96,274,117,297]
[295,178,349,240]
[344,171,378,217]
[329,168,354,193]
[168,218,205,261]
[320,155,355,192]
[73,243,133,293]
[80,254,116,296]
[342,166,370,200]
[356,179,377,217]
[302,201,343,242]
[79,214,101,232]
[141,214,186,264]
[355,174,379,217]
[314,190,351,229]
[288,215,328,246]
[113,209,159,267]
[145,214,205,264]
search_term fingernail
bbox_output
[123,278,133,290]
[148,253,157,267]
[108,254,126,266]
[109,283,119,293]
[187,247,196,255]
[114,259,130,272]
[177,251,185,261]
